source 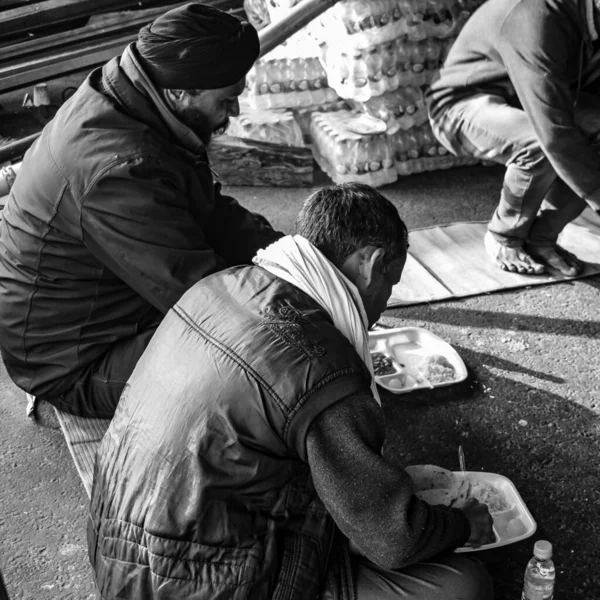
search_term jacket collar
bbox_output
[101,43,207,158]
[584,0,599,41]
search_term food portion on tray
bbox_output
[371,351,399,376]
[405,464,537,552]
[368,327,467,394]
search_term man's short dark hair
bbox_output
[295,182,409,269]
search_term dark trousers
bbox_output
[355,553,493,599]
[0,569,9,600]
[43,321,160,420]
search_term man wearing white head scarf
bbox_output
[89,183,495,599]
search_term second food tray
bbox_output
[368,327,468,394]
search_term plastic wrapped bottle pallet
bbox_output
[264,0,303,21]
[310,0,414,49]
[255,0,489,176]
[243,0,271,30]
[349,86,428,133]
[310,110,397,187]
[292,99,351,143]
[307,0,471,49]
[390,122,478,174]
[228,108,305,146]
[321,35,455,102]
[245,32,340,110]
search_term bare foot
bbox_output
[525,243,584,277]
[484,232,545,274]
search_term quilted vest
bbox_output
[89,265,371,599]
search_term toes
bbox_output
[563,263,583,277]
[519,263,545,275]
[526,245,584,276]
[517,255,545,275]
[498,260,518,272]
[530,262,545,275]
[517,252,545,274]
[488,241,549,275]
[548,251,583,276]
[496,256,546,275]
[554,262,581,276]
[560,265,577,277]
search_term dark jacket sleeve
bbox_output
[80,159,281,313]
[498,5,600,209]
[204,183,284,267]
[306,393,470,569]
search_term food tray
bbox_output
[368,327,467,394]
[405,465,537,553]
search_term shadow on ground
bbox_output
[381,291,600,599]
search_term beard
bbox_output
[212,119,230,139]
[171,104,229,146]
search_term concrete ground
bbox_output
[1,164,599,599]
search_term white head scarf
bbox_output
[254,235,380,405]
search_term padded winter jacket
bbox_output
[426,0,600,209]
[88,265,375,599]
[0,44,281,399]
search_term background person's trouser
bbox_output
[355,553,493,600]
[0,568,10,600]
[41,322,160,420]
[430,92,600,247]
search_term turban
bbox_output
[136,2,259,90]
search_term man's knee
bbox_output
[430,94,542,169]
[507,141,552,175]
[46,323,159,419]
[355,554,494,600]
[449,556,494,600]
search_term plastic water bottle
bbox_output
[521,540,555,600]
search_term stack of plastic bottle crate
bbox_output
[230,23,349,147]
[237,0,486,187]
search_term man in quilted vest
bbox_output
[0,3,282,420]
[89,182,495,599]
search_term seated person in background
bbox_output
[88,182,495,600]
[0,3,282,420]
[426,0,600,276]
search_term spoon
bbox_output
[458,445,466,475]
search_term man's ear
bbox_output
[163,88,186,106]
[357,247,386,287]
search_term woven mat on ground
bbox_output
[388,207,600,308]
[54,409,111,498]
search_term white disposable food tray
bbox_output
[368,327,468,394]
[406,465,537,553]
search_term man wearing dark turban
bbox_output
[0,3,282,420]
[136,2,260,145]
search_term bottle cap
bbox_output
[534,540,552,560]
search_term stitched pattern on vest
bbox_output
[263,304,326,359]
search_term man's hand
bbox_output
[251,211,275,231]
[461,498,496,548]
